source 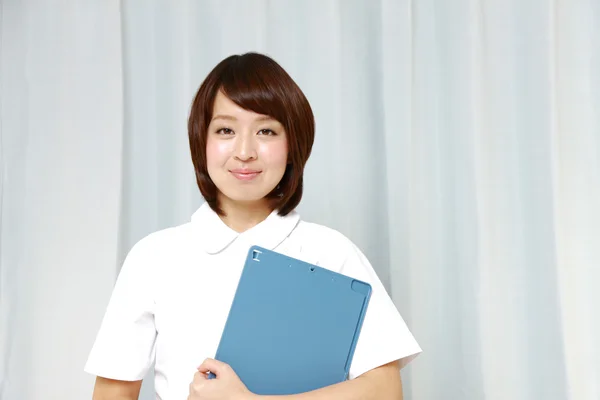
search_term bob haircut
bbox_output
[188,52,315,217]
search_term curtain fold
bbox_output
[0,1,124,399]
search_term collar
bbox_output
[191,202,300,254]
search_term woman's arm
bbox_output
[91,376,142,400]
[189,359,403,400]
[257,361,403,400]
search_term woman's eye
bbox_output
[258,129,276,136]
[216,128,234,135]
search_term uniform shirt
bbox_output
[85,203,421,399]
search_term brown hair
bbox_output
[188,52,315,216]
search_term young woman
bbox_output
[85,53,421,400]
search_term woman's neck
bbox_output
[218,196,273,233]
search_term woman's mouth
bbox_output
[229,169,262,181]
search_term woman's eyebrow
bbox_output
[254,115,277,122]
[212,115,276,122]
[212,114,237,121]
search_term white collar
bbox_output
[191,202,300,254]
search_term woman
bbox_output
[85,53,421,400]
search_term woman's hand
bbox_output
[188,358,256,400]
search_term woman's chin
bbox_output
[217,191,273,207]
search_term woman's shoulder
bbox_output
[286,220,361,272]
[125,221,195,262]
[293,220,353,247]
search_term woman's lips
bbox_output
[230,169,261,181]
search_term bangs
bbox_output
[217,55,294,126]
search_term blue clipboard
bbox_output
[210,245,372,395]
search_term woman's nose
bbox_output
[233,134,258,161]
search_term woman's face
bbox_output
[206,91,288,208]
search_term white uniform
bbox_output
[85,203,421,399]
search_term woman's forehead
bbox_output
[211,91,280,124]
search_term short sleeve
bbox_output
[84,238,158,381]
[342,243,422,379]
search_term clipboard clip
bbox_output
[252,249,262,262]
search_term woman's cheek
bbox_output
[206,139,233,163]
[258,140,288,165]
